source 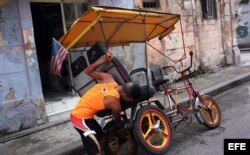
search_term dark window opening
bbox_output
[239,0,249,5]
[142,0,160,9]
[30,2,88,100]
[30,2,71,100]
[63,3,88,30]
[201,0,217,20]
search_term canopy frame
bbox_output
[59,6,190,95]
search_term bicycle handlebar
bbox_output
[162,51,193,74]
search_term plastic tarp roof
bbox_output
[59,6,180,49]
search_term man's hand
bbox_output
[104,49,113,62]
[84,49,114,83]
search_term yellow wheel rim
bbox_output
[139,109,171,150]
[201,99,220,125]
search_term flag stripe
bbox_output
[50,38,69,76]
[57,51,68,74]
[55,52,66,75]
[57,50,68,70]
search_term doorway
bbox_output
[30,2,72,100]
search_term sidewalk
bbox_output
[1,65,250,155]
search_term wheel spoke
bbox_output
[150,112,156,124]
[208,110,214,123]
[142,114,153,139]
[146,133,157,143]
[144,128,153,139]
[160,128,168,138]
[203,108,215,123]
[146,114,153,127]
[207,100,213,109]
[204,100,216,123]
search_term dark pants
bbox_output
[71,115,105,155]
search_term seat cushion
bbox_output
[152,75,170,87]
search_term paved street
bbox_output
[161,81,250,155]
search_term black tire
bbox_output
[197,95,221,129]
[133,105,172,155]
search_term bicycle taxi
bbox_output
[59,6,221,155]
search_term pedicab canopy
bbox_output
[59,6,180,50]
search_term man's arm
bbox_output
[104,97,121,123]
[84,50,113,83]
[111,102,122,123]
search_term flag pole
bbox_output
[60,1,75,94]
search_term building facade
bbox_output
[0,0,241,134]
[234,0,250,48]
[135,0,240,71]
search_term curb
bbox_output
[0,119,69,143]
[203,72,250,96]
[176,71,250,105]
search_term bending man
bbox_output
[70,50,141,155]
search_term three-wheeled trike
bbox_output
[59,6,221,155]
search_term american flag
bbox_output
[50,38,69,76]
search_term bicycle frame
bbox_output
[163,73,195,117]
[161,53,212,124]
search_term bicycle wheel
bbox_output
[198,95,221,129]
[133,105,172,155]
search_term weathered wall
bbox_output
[134,0,197,78]
[234,0,250,48]
[134,0,236,73]
[194,0,226,69]
[162,0,196,70]
[0,0,47,135]
[195,0,237,67]
[98,0,135,8]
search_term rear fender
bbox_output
[130,99,165,122]
[194,97,204,124]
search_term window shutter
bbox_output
[201,0,217,19]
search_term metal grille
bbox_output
[201,0,217,19]
[142,0,160,8]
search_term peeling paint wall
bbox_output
[163,0,196,71]
[134,0,198,78]
[195,0,236,68]
[195,1,225,69]
[0,0,47,135]
[234,0,250,48]
[0,0,29,101]
[134,0,236,72]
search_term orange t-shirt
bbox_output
[71,82,120,119]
